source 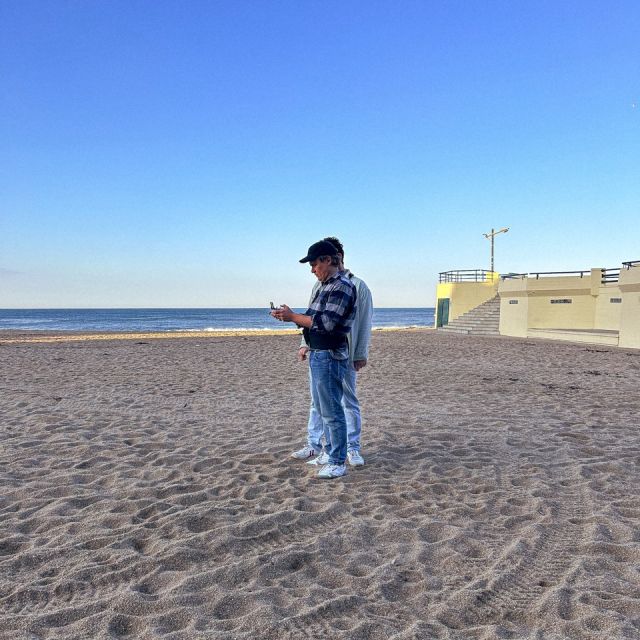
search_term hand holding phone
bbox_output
[271,302,293,323]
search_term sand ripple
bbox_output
[1,331,639,638]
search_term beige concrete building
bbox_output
[618,262,640,348]
[436,261,640,349]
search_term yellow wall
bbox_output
[499,274,597,332]
[498,278,529,337]
[619,265,640,349]
[594,284,623,330]
[527,290,595,329]
[436,278,498,325]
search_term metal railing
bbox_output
[529,270,589,279]
[500,268,620,284]
[438,269,497,283]
[447,263,635,284]
[600,268,620,284]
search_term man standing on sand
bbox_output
[291,237,373,467]
[271,240,356,479]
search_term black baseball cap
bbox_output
[299,240,339,263]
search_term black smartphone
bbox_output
[270,301,276,310]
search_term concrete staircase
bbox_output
[439,296,501,336]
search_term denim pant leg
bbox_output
[309,351,348,465]
[319,363,361,453]
[343,364,361,452]
[306,367,325,453]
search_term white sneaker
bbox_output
[347,450,365,466]
[306,451,330,466]
[291,446,318,460]
[318,464,347,479]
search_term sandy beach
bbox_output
[1,329,639,639]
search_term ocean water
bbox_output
[0,308,435,332]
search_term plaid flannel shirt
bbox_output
[301,269,372,361]
[305,271,357,339]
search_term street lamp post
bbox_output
[483,227,509,276]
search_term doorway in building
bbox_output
[436,298,450,327]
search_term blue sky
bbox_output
[1,0,638,308]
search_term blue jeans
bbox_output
[307,363,361,453]
[308,350,348,465]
